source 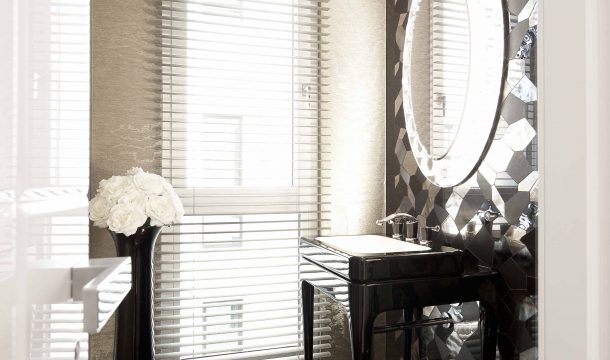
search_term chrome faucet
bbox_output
[376,213,418,241]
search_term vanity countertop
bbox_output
[300,235,463,283]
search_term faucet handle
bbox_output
[424,225,440,233]
[418,225,440,247]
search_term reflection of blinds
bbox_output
[5,0,91,358]
[0,0,16,281]
[429,0,469,159]
[156,0,331,359]
[30,304,88,360]
[26,0,90,263]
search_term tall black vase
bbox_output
[111,225,162,360]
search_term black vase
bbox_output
[111,224,162,360]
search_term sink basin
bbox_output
[300,235,463,282]
[315,235,430,256]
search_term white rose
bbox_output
[132,171,165,196]
[89,195,112,228]
[125,167,144,176]
[162,180,184,222]
[107,203,148,236]
[146,195,177,226]
[98,175,134,202]
[117,189,148,211]
[169,192,184,222]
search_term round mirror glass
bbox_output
[402,0,506,187]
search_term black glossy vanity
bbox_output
[300,236,501,360]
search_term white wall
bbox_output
[583,0,610,358]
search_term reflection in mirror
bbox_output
[409,0,469,159]
[403,0,506,187]
[0,0,90,358]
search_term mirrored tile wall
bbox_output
[386,0,538,358]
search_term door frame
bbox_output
[538,0,610,358]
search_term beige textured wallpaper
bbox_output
[325,0,387,236]
[89,0,386,358]
[89,0,160,358]
[324,1,387,358]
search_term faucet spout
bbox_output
[376,213,418,241]
[375,213,417,226]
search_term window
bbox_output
[201,299,245,353]
[156,1,331,359]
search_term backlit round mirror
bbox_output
[402,0,506,187]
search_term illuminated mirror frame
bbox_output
[402,0,508,188]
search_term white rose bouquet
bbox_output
[89,168,184,236]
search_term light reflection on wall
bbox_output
[0,0,90,358]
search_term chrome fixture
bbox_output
[373,316,453,334]
[477,204,501,224]
[376,213,418,241]
[423,225,441,233]
[518,203,538,231]
[419,225,441,247]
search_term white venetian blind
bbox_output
[156,0,331,359]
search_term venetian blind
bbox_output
[156,0,331,359]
